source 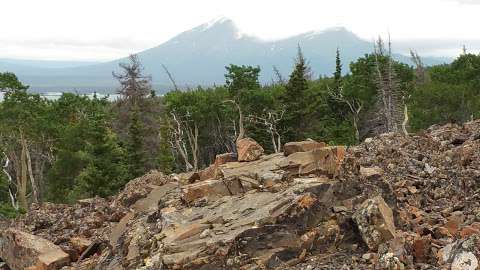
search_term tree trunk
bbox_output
[23,140,39,204]
[2,152,18,209]
[18,133,28,210]
[237,103,245,143]
[402,104,409,137]
[186,123,199,171]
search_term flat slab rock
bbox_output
[0,228,70,270]
[283,140,327,156]
[157,178,347,268]
[280,146,346,177]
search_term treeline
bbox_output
[1,41,479,217]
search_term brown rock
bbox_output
[281,146,346,177]
[413,236,431,263]
[460,225,480,238]
[214,152,236,166]
[237,138,264,162]
[353,196,396,251]
[438,235,480,269]
[359,166,383,180]
[189,153,236,182]
[445,219,460,236]
[0,229,70,270]
[283,140,327,156]
[181,178,245,204]
[70,237,92,255]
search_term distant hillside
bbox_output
[0,18,451,94]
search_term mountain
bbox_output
[0,18,451,94]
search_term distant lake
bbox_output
[0,92,122,102]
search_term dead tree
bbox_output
[170,112,194,171]
[410,50,429,85]
[247,109,285,153]
[273,66,286,86]
[2,152,17,209]
[224,100,245,143]
[185,121,199,171]
[328,86,363,141]
[373,36,406,135]
[113,54,152,105]
[162,64,179,91]
[21,135,38,204]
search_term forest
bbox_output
[0,39,479,218]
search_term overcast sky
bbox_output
[1,0,479,61]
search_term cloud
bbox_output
[0,37,148,50]
[394,38,480,56]
[445,0,480,4]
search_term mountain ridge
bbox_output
[0,18,452,93]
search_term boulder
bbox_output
[188,153,236,182]
[237,138,264,162]
[359,166,383,180]
[0,229,70,270]
[353,196,396,251]
[214,152,236,166]
[280,146,346,177]
[181,178,245,204]
[283,140,327,156]
[70,237,92,255]
[438,235,480,269]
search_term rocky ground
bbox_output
[2,121,480,270]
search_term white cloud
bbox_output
[1,0,479,60]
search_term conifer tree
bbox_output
[126,105,147,178]
[281,46,310,141]
[334,47,343,92]
[158,116,175,174]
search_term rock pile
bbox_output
[2,120,480,269]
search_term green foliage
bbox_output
[410,82,480,131]
[334,48,343,91]
[345,53,414,111]
[281,47,310,141]
[0,203,24,219]
[127,105,147,178]
[0,72,28,92]
[225,64,261,99]
[46,94,129,203]
[158,116,175,174]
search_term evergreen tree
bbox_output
[112,54,161,173]
[333,47,343,92]
[281,46,310,141]
[47,94,129,202]
[126,105,147,177]
[72,123,129,199]
[158,116,175,174]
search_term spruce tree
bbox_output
[126,105,147,178]
[334,47,343,92]
[281,46,310,141]
[158,116,175,174]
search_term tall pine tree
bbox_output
[334,47,343,92]
[126,105,147,178]
[158,115,175,174]
[281,46,310,141]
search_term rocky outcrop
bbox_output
[0,229,70,270]
[237,137,264,161]
[5,120,480,269]
[283,140,327,156]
